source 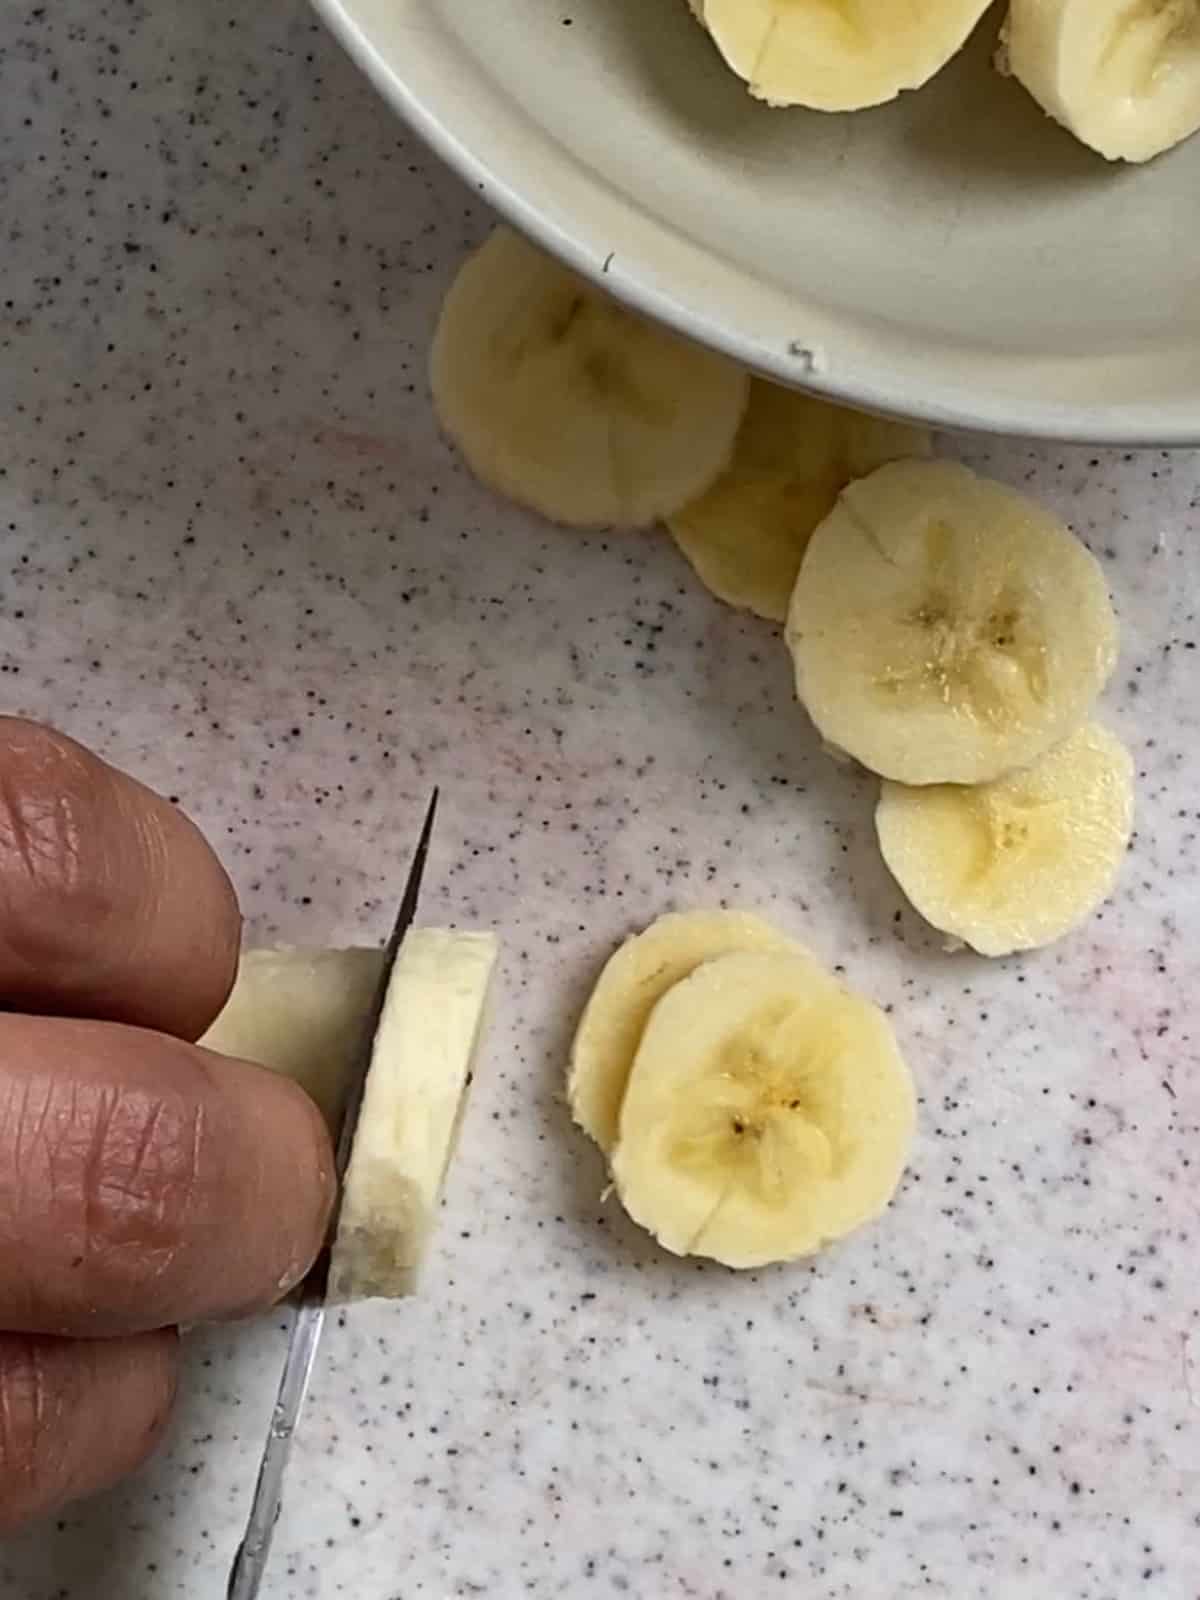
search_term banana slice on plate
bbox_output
[686,0,995,110]
[786,460,1118,786]
[877,722,1134,956]
[667,382,930,622]
[202,931,499,1301]
[568,909,808,1154]
[1001,0,1200,164]
[430,227,749,529]
[611,949,915,1268]
[200,947,385,1128]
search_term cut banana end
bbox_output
[1002,0,1200,164]
[568,909,811,1154]
[611,950,915,1268]
[786,460,1118,786]
[687,0,994,110]
[199,948,385,1128]
[877,722,1134,956]
[201,933,499,1302]
[430,227,749,529]
[330,929,499,1301]
[667,381,931,622]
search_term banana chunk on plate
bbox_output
[1001,0,1200,164]
[611,949,916,1268]
[877,722,1134,956]
[568,909,808,1153]
[202,931,499,1301]
[666,382,930,622]
[786,460,1118,787]
[431,227,749,529]
[686,0,995,111]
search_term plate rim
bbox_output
[311,0,1200,449]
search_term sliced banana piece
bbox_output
[611,950,915,1268]
[667,382,931,622]
[330,929,499,1301]
[786,460,1118,786]
[1001,0,1200,164]
[199,947,385,1128]
[568,909,809,1154]
[877,722,1134,956]
[430,227,749,529]
[686,0,995,110]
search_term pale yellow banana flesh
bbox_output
[201,934,499,1302]
[1003,0,1200,163]
[568,909,807,1153]
[611,949,915,1268]
[199,947,385,1128]
[688,0,995,110]
[785,459,1118,786]
[430,228,749,530]
[330,929,499,1301]
[667,382,930,622]
[876,722,1134,955]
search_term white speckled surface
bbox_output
[2,2,1200,1597]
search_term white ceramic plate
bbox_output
[312,0,1200,445]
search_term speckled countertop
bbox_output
[2,3,1199,1597]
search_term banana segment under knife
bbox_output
[568,909,807,1154]
[430,227,749,529]
[785,460,1118,787]
[876,722,1134,956]
[202,932,499,1301]
[667,382,931,622]
[611,949,916,1268]
[1001,0,1200,164]
[686,0,995,110]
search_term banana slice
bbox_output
[611,950,915,1268]
[330,928,499,1301]
[686,0,995,110]
[1001,0,1200,164]
[201,932,499,1301]
[666,382,931,622]
[430,227,749,529]
[199,947,385,1128]
[568,909,809,1154]
[785,460,1118,786]
[877,722,1134,956]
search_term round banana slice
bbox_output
[568,909,808,1154]
[430,227,749,529]
[611,950,916,1269]
[877,722,1134,957]
[686,0,995,111]
[666,382,930,622]
[785,460,1118,786]
[1002,0,1200,164]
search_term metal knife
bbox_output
[225,788,439,1600]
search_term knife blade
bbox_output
[225,788,439,1600]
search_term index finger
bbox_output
[0,1015,335,1336]
[0,718,240,1041]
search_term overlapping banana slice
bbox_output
[430,227,749,529]
[786,460,1118,787]
[610,949,916,1268]
[877,722,1134,955]
[202,931,499,1301]
[568,909,805,1152]
[666,382,931,621]
[1001,0,1200,164]
[570,913,915,1267]
[685,0,995,110]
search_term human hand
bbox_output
[0,719,335,1529]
